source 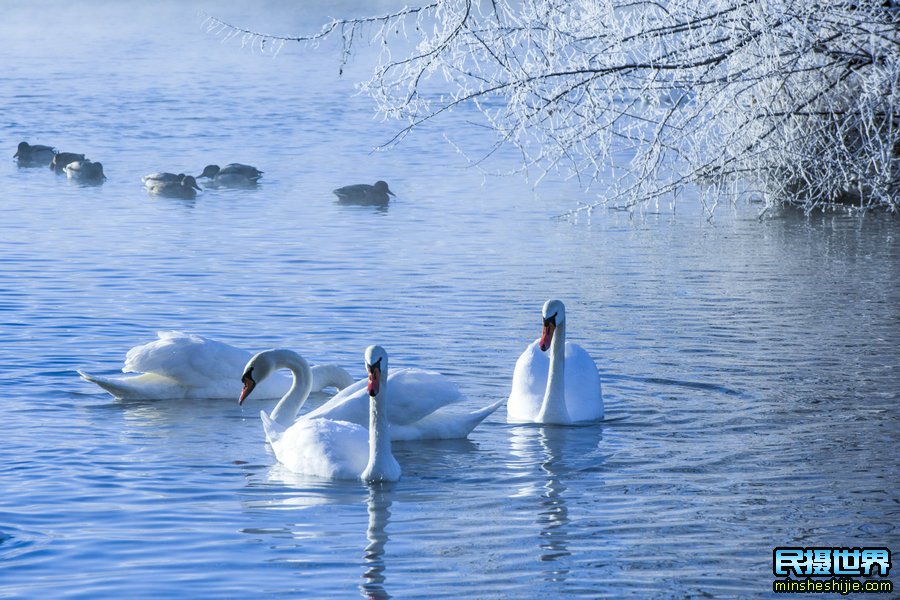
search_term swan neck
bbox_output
[366,383,394,480]
[310,364,354,391]
[540,320,570,423]
[268,352,313,426]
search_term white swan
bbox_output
[507,299,603,424]
[239,347,502,441]
[78,331,353,400]
[243,346,400,482]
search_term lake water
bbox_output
[1,2,898,598]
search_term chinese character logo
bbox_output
[774,547,891,577]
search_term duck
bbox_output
[333,181,395,205]
[14,141,56,167]
[78,331,353,400]
[240,347,502,440]
[245,346,401,482]
[50,152,86,174]
[142,172,187,187]
[507,299,603,424]
[198,163,262,187]
[146,175,202,199]
[64,160,106,183]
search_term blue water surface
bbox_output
[1,2,898,598]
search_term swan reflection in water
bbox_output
[509,424,605,582]
[360,483,395,600]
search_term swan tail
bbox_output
[398,398,505,440]
[78,370,137,399]
[447,398,505,438]
[309,364,355,392]
[79,370,184,400]
[464,398,506,432]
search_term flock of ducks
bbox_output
[80,299,604,483]
[16,141,105,183]
[15,140,396,203]
[141,164,263,198]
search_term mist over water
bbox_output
[1,2,898,598]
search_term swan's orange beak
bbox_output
[539,321,555,352]
[367,365,381,397]
[239,373,256,405]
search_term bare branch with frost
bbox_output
[206,1,900,214]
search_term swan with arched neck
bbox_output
[79,331,352,400]
[240,347,502,441]
[241,346,400,482]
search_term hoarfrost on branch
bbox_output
[204,1,900,214]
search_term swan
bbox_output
[333,181,395,205]
[65,160,106,183]
[14,141,56,167]
[243,346,401,482]
[145,175,202,199]
[78,331,353,400]
[507,299,603,424]
[50,152,86,173]
[198,163,262,187]
[240,347,502,440]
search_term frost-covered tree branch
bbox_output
[205,1,900,214]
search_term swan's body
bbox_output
[65,159,105,183]
[507,300,603,424]
[14,142,56,167]
[261,413,374,479]
[242,348,501,440]
[50,152,85,173]
[79,331,353,400]
[198,163,262,187]
[146,175,201,199]
[244,347,400,482]
[333,181,395,205]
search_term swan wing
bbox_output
[563,342,603,422]
[303,377,369,424]
[260,409,287,445]
[266,413,368,479]
[123,332,246,381]
[391,398,504,440]
[507,340,548,422]
[382,369,466,424]
[305,368,465,426]
[116,331,288,399]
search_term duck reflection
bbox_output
[336,198,391,215]
[360,483,395,600]
[509,424,604,581]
